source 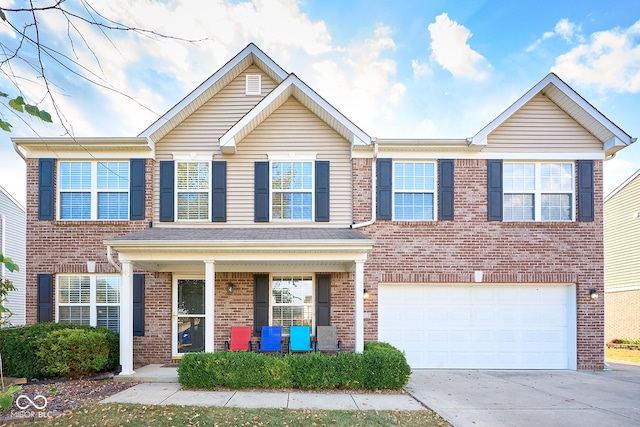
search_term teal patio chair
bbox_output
[288,325,314,353]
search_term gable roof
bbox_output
[469,73,636,156]
[219,73,371,154]
[139,43,289,142]
[605,168,640,203]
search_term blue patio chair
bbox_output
[256,326,283,356]
[288,325,314,353]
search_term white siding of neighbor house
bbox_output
[485,94,602,152]
[0,186,26,326]
[153,66,353,227]
[604,173,640,290]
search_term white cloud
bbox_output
[310,23,405,131]
[428,13,492,80]
[411,59,431,78]
[526,18,583,52]
[551,20,640,93]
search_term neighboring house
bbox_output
[12,44,635,373]
[0,185,26,326]
[604,169,640,342]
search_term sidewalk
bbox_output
[103,364,424,411]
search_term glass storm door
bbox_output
[173,279,205,356]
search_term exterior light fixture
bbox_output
[227,282,234,293]
[363,288,369,300]
[589,289,598,300]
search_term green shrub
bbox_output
[362,341,411,389]
[179,342,411,391]
[178,352,291,389]
[0,323,119,379]
[36,329,110,377]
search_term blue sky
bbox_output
[1,0,639,205]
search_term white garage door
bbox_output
[378,284,576,369]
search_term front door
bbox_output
[172,278,206,357]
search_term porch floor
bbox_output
[115,364,179,383]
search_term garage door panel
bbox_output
[379,284,575,369]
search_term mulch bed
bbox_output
[0,377,135,424]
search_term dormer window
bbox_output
[246,74,261,95]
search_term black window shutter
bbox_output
[130,159,145,220]
[159,161,175,222]
[377,158,393,220]
[578,160,595,221]
[133,274,145,337]
[254,162,269,222]
[37,274,53,322]
[38,159,55,220]
[316,275,331,327]
[253,275,269,335]
[487,159,503,221]
[439,159,455,220]
[315,160,330,222]
[211,161,227,222]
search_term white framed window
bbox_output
[271,161,313,220]
[503,162,574,221]
[393,161,437,220]
[57,275,121,332]
[176,161,210,221]
[270,275,314,335]
[58,161,129,220]
[245,74,262,95]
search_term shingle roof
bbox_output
[109,227,370,242]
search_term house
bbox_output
[12,43,635,373]
[604,169,640,342]
[0,185,26,326]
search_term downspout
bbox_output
[12,142,26,161]
[351,140,378,229]
[106,246,122,274]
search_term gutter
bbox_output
[351,140,378,229]
[13,141,26,161]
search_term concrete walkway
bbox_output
[104,364,423,411]
[105,362,640,426]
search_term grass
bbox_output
[606,347,640,364]
[24,403,452,426]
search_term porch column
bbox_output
[119,261,134,375]
[204,260,215,353]
[354,260,365,353]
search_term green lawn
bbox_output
[24,403,451,426]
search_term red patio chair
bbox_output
[224,326,253,351]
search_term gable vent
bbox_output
[246,74,261,95]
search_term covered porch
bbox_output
[104,227,374,375]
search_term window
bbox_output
[59,161,129,220]
[503,162,574,221]
[271,275,314,334]
[393,162,436,220]
[176,161,210,220]
[57,275,121,332]
[271,162,313,220]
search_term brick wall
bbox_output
[605,290,640,342]
[353,158,605,370]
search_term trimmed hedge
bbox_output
[0,322,119,379]
[178,341,410,390]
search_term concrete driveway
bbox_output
[406,363,640,427]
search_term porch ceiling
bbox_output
[104,227,374,273]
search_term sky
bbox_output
[0,0,639,206]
